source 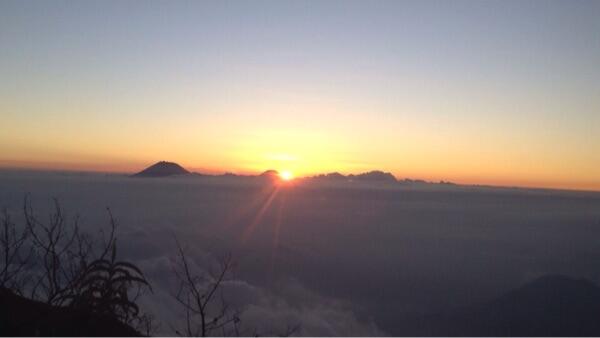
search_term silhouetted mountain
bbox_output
[400,275,600,336]
[311,171,398,182]
[313,172,347,180]
[132,161,190,177]
[259,170,280,179]
[348,170,397,182]
[129,163,460,188]
[0,287,139,336]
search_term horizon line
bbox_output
[1,161,599,194]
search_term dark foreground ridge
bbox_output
[0,287,139,336]
[399,274,600,336]
[132,161,190,177]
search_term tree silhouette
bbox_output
[0,208,31,294]
[172,237,241,337]
[65,239,151,324]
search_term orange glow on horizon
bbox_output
[1,158,598,192]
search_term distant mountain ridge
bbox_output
[311,172,457,186]
[350,170,397,182]
[131,161,454,185]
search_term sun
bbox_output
[279,170,294,181]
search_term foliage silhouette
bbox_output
[0,197,153,335]
[64,239,152,324]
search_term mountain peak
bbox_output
[260,169,279,177]
[132,161,190,177]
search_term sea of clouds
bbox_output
[1,170,600,335]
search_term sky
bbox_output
[1,0,599,190]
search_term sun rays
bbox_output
[238,179,292,274]
[241,185,281,243]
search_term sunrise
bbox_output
[1,1,600,337]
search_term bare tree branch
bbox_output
[0,207,31,294]
[172,236,239,337]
